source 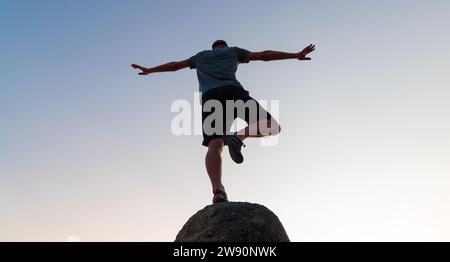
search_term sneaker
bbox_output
[223,134,245,164]
[212,189,229,204]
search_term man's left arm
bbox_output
[246,44,316,62]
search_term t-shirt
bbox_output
[186,46,250,93]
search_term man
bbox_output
[132,40,315,203]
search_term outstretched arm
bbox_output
[131,60,189,75]
[247,44,315,62]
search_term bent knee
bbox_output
[272,125,281,135]
[268,119,281,134]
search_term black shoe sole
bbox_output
[223,135,244,164]
[213,199,229,204]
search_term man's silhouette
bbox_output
[132,40,315,203]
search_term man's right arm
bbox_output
[247,44,315,62]
[131,60,190,75]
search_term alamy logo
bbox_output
[171,92,280,146]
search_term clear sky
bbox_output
[1,0,450,241]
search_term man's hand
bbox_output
[131,64,150,75]
[296,44,316,60]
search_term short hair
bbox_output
[212,40,228,49]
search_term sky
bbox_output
[1,0,450,241]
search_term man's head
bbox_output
[212,40,228,50]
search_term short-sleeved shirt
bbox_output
[186,46,250,93]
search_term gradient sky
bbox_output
[1,0,450,241]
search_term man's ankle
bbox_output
[213,185,225,193]
[236,134,246,142]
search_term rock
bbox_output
[175,202,290,242]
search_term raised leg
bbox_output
[236,118,281,141]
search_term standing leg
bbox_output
[205,138,225,192]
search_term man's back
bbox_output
[131,41,315,203]
[187,47,250,93]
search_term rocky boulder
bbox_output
[175,202,289,242]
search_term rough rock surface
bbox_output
[175,202,290,242]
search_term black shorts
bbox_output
[201,85,272,147]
